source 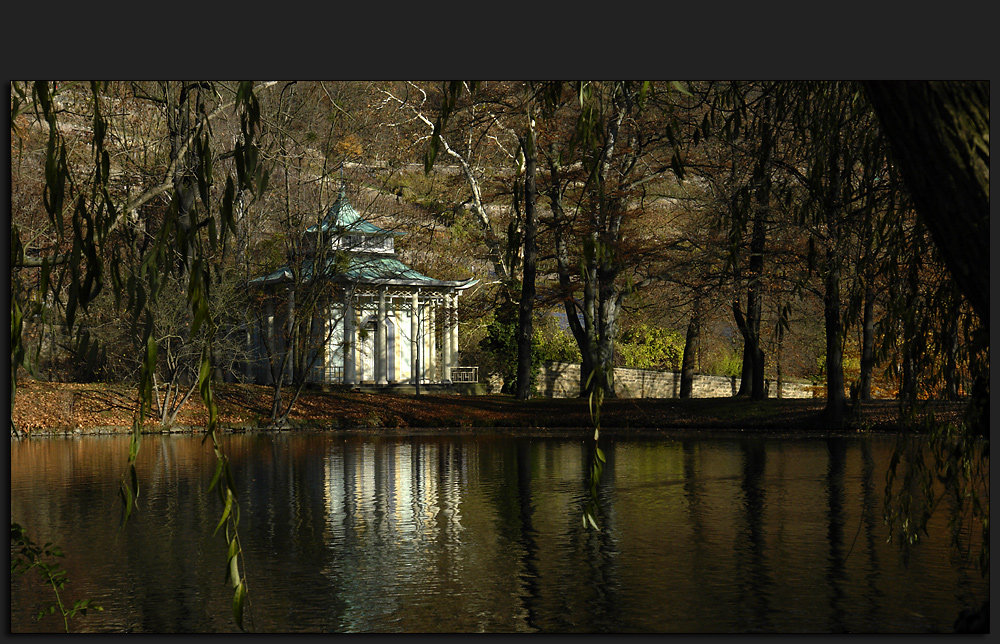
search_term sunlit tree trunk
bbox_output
[581,248,601,397]
[596,275,621,399]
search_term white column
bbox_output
[411,291,419,385]
[421,300,429,383]
[428,303,436,382]
[244,325,253,380]
[264,298,275,385]
[451,290,460,369]
[442,293,452,384]
[343,296,356,385]
[376,288,387,385]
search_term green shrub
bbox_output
[615,323,684,371]
[479,302,582,395]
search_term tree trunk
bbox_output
[821,124,848,427]
[680,298,702,399]
[858,285,876,400]
[732,297,764,399]
[864,81,989,434]
[547,149,592,400]
[736,339,753,397]
[596,271,619,399]
[775,308,784,399]
[732,272,752,398]
[747,211,767,401]
[734,97,771,400]
[824,245,846,426]
[862,81,989,329]
[746,108,770,401]
[515,127,538,400]
[580,243,601,398]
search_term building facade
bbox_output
[248,188,476,386]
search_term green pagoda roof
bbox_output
[305,187,399,236]
[251,186,476,291]
[250,253,475,290]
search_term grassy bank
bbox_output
[11,380,968,436]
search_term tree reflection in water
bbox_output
[9,433,987,633]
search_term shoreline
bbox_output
[12,380,970,438]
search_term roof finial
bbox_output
[339,163,346,201]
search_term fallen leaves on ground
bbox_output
[11,379,967,435]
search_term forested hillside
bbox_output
[10,81,988,425]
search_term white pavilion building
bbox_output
[248,188,477,387]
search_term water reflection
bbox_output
[10,433,987,633]
[825,437,848,632]
[858,438,885,627]
[736,438,772,632]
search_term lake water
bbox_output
[9,431,987,633]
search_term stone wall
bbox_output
[537,361,815,399]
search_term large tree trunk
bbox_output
[822,132,847,427]
[863,82,989,435]
[733,291,765,400]
[544,93,630,401]
[824,245,846,426]
[862,82,989,329]
[576,238,602,399]
[746,106,770,401]
[746,211,767,401]
[565,248,617,400]
[734,96,771,400]
[596,271,620,399]
[734,302,754,398]
[680,297,702,399]
[515,127,538,400]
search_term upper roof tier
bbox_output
[305,187,401,237]
[251,186,477,292]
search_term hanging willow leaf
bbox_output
[118,482,133,525]
[225,537,239,585]
[208,457,225,493]
[232,582,246,631]
[12,80,274,632]
[214,489,233,537]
